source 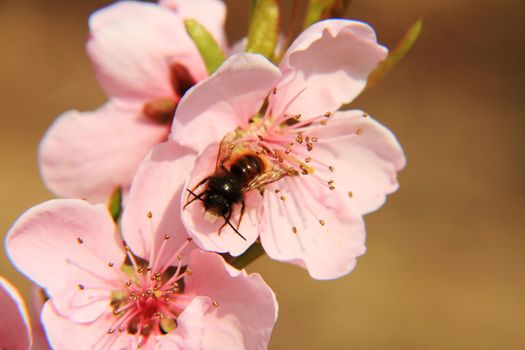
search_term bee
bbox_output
[184,135,287,240]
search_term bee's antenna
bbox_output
[184,188,204,209]
[223,216,247,241]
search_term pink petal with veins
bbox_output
[39,101,167,203]
[171,53,281,151]
[87,1,206,100]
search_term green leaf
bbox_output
[246,0,279,60]
[303,0,352,28]
[366,17,423,89]
[108,187,122,222]
[184,19,225,75]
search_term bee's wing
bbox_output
[242,166,287,193]
[214,133,237,173]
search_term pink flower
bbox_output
[39,0,226,203]
[130,19,406,279]
[6,199,277,349]
[0,276,32,350]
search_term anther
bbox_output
[108,262,114,267]
[272,87,277,94]
[212,301,220,307]
[107,329,115,334]
[164,233,171,240]
[348,191,353,198]
[126,281,132,286]
[258,135,264,141]
[363,112,369,118]
[320,120,328,126]
[280,195,286,201]
[294,114,301,120]
[275,189,280,193]
[311,137,318,142]
[186,268,193,275]
[306,142,313,151]
[356,128,364,135]
[147,211,152,218]
[76,237,83,244]
[296,133,303,143]
[305,157,312,163]
[78,284,85,290]
[329,166,334,172]
[300,165,309,175]
[319,219,325,226]
[292,226,298,234]
[324,111,332,117]
[178,254,183,260]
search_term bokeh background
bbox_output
[1,0,524,349]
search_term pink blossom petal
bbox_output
[88,1,206,100]
[160,0,227,49]
[185,250,278,349]
[171,53,281,152]
[30,287,52,350]
[6,199,123,322]
[122,141,199,267]
[271,20,388,120]
[0,277,32,350]
[39,101,168,203]
[259,176,367,280]
[309,110,406,214]
[181,143,260,256]
[41,302,129,350]
[156,296,210,350]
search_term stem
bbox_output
[227,242,265,270]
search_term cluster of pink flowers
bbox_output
[4,0,405,349]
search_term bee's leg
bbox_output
[220,209,247,241]
[218,209,232,235]
[184,177,210,207]
[237,199,246,229]
[183,189,207,210]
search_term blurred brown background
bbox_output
[1,0,524,349]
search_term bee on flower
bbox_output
[127,19,406,279]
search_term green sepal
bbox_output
[366,18,423,89]
[246,0,280,60]
[108,187,122,223]
[184,19,225,75]
[303,0,352,28]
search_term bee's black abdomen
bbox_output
[230,154,265,187]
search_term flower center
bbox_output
[142,63,196,125]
